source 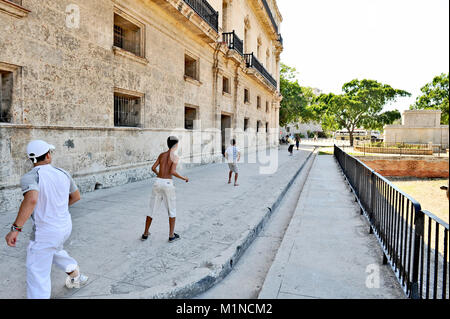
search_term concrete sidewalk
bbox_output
[259,155,405,299]
[0,146,313,299]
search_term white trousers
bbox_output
[26,227,77,299]
[148,178,176,218]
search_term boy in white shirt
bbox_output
[225,139,241,187]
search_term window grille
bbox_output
[114,93,141,127]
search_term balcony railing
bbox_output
[223,31,243,56]
[278,33,283,46]
[244,53,277,89]
[183,0,219,32]
[261,0,278,34]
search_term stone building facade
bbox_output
[0,0,283,212]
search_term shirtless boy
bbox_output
[142,136,189,242]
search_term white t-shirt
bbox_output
[225,146,240,163]
[21,165,78,235]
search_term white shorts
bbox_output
[228,163,239,174]
[148,178,176,218]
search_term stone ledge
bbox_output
[245,67,278,93]
[184,75,202,86]
[0,0,30,19]
[0,123,217,132]
[113,46,149,65]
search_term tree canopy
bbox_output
[279,63,312,127]
[410,73,449,124]
[311,79,410,145]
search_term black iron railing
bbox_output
[223,31,243,56]
[261,0,278,34]
[278,33,283,46]
[183,0,219,32]
[334,145,449,299]
[244,53,277,88]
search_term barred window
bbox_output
[244,118,249,131]
[114,13,142,57]
[0,70,13,123]
[114,92,141,127]
[257,120,262,133]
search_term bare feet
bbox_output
[234,183,239,187]
[228,180,232,184]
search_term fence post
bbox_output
[410,209,424,299]
[369,172,375,234]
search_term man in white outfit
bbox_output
[225,139,241,187]
[5,140,88,299]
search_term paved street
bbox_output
[259,155,405,299]
[0,146,313,299]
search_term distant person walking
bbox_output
[5,140,88,299]
[225,139,241,187]
[295,136,300,150]
[142,136,189,243]
[288,136,295,156]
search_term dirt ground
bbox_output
[390,178,449,224]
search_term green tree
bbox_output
[312,79,410,146]
[411,73,449,124]
[279,63,311,127]
[362,110,402,131]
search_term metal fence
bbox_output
[334,145,449,299]
[355,141,448,156]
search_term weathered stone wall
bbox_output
[0,0,283,213]
[356,156,449,178]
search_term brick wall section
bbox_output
[356,156,449,178]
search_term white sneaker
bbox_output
[65,274,89,289]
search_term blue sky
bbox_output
[277,0,449,112]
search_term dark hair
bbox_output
[231,139,236,146]
[30,151,49,163]
[167,136,179,149]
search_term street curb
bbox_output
[108,148,317,299]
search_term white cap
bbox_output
[26,140,55,163]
